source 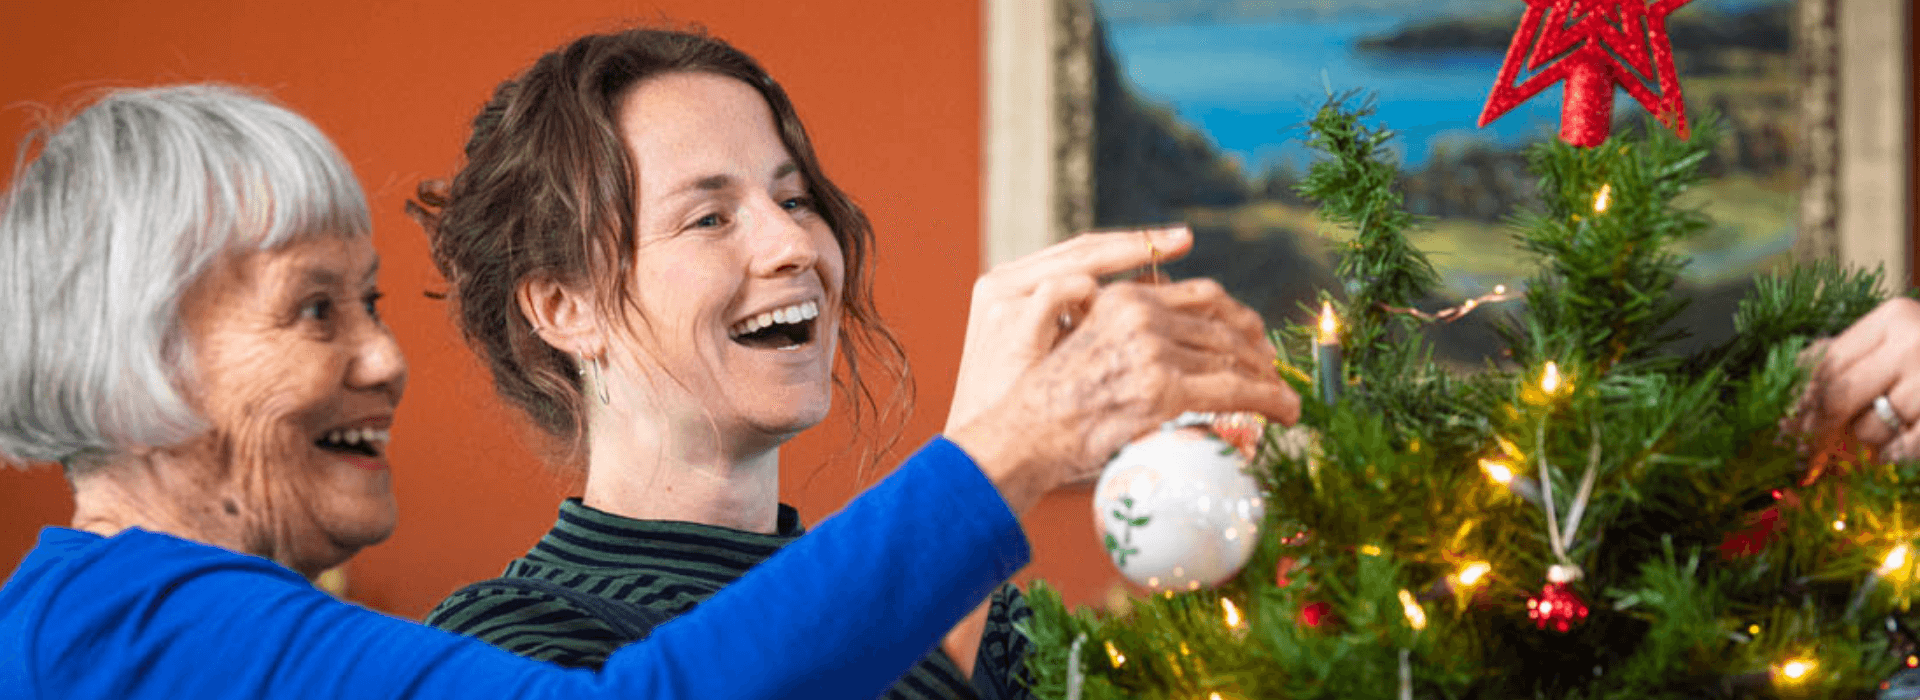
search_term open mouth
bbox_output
[316,427,390,459]
[728,300,819,351]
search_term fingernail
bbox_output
[1156,225,1191,241]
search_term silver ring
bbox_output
[1873,395,1905,433]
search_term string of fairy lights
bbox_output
[1069,183,1920,697]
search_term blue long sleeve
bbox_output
[0,437,1029,700]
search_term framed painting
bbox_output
[985,0,1911,364]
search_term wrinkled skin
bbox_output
[71,235,406,578]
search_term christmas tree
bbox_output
[1019,90,1911,699]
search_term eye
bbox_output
[780,195,815,213]
[299,296,334,323]
[691,212,726,229]
[362,290,385,322]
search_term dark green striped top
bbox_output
[427,498,1032,700]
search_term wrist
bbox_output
[945,421,1052,517]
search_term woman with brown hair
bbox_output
[0,82,1266,700]
[414,27,1297,698]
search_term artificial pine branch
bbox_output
[1022,97,1898,699]
[1499,117,1718,374]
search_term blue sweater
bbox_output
[0,437,1029,700]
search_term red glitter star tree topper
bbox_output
[1479,0,1693,147]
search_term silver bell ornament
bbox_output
[1092,412,1265,592]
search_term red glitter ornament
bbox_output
[1479,0,1693,147]
[1526,582,1591,632]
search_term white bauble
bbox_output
[1093,422,1264,592]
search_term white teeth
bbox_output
[729,301,823,338]
[320,428,391,447]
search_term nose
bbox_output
[348,318,408,405]
[746,195,820,278]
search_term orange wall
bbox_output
[0,0,1120,617]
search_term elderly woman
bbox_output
[0,85,1298,699]
[412,27,1296,700]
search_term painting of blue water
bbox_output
[1087,0,1801,363]
[1106,17,1569,168]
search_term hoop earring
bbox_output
[589,356,611,406]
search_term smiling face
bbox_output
[600,71,844,457]
[174,234,406,576]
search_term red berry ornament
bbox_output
[1526,583,1590,632]
[1300,601,1332,628]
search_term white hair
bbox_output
[0,84,371,473]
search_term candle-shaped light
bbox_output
[1541,362,1562,395]
[1103,640,1126,668]
[1315,301,1342,405]
[1592,183,1612,214]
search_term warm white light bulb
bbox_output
[1593,184,1612,214]
[1398,589,1427,631]
[1457,562,1491,587]
[1480,459,1515,485]
[1541,362,1562,394]
[1778,659,1813,680]
[1220,598,1244,630]
[1880,544,1910,576]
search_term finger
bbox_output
[1815,342,1903,437]
[1164,363,1302,427]
[1151,312,1277,379]
[1130,278,1276,355]
[1785,338,1834,435]
[1028,274,1100,332]
[1849,373,1920,446]
[1886,425,1920,463]
[1798,337,1833,369]
[1814,299,1919,385]
[997,225,1193,286]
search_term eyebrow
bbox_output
[298,256,380,289]
[671,161,802,196]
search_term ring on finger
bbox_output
[1874,394,1905,433]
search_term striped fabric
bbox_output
[427,499,1033,700]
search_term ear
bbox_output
[517,275,606,360]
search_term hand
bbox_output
[949,278,1301,515]
[1797,298,1920,460]
[944,226,1193,434]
